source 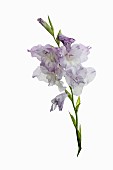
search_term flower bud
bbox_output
[37,18,54,36]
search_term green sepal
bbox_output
[56,29,61,46]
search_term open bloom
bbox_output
[32,66,66,92]
[59,44,91,68]
[65,65,96,96]
[28,34,96,97]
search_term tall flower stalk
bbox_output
[66,87,81,156]
[28,16,96,157]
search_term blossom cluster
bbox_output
[28,18,96,112]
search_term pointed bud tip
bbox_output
[37,18,43,24]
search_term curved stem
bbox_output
[68,87,82,156]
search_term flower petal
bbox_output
[50,93,67,112]
[58,34,75,52]
[32,66,48,82]
[28,45,44,61]
[85,67,96,84]
[73,84,84,96]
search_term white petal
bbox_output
[76,66,87,79]
[46,73,56,86]
[55,81,66,92]
[32,67,48,82]
[85,67,96,84]
[71,44,89,63]
[73,84,84,96]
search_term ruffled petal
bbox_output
[28,45,44,61]
[85,67,96,84]
[32,66,48,82]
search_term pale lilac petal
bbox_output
[50,93,67,112]
[46,73,56,86]
[64,66,86,96]
[40,45,61,72]
[71,44,90,62]
[85,67,96,84]
[28,45,44,61]
[76,65,87,79]
[32,67,48,82]
[59,46,80,68]
[58,34,75,52]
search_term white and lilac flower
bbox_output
[32,66,66,91]
[40,45,60,72]
[65,65,96,96]
[28,44,62,72]
[50,93,67,111]
[58,34,75,52]
[60,44,91,68]
[28,34,95,98]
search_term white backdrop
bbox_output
[0,0,113,169]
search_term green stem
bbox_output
[53,35,60,47]
[51,27,81,156]
[69,87,82,156]
[69,87,78,128]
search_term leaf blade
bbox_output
[48,16,54,32]
[69,112,76,128]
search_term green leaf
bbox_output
[56,29,61,46]
[48,16,54,32]
[65,89,72,101]
[69,112,76,128]
[75,96,81,113]
[76,96,80,106]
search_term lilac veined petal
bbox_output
[76,65,87,79]
[58,34,75,52]
[32,66,48,82]
[71,44,91,63]
[64,66,86,96]
[40,65,49,74]
[46,73,56,86]
[40,45,61,72]
[85,67,96,84]
[50,93,67,112]
[28,45,44,61]
[79,44,91,63]
[60,46,81,68]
